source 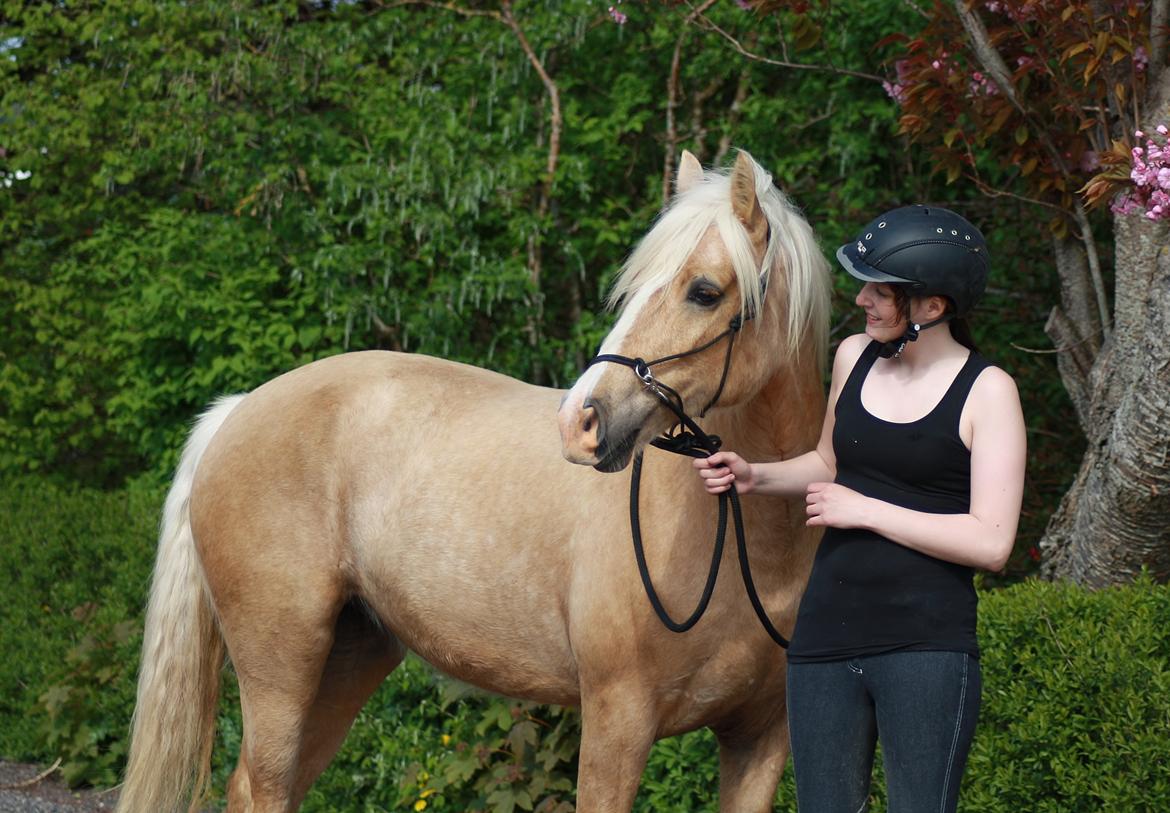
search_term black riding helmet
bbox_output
[835,205,989,318]
[835,205,989,357]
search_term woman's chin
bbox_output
[865,322,903,343]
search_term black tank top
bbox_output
[786,339,993,663]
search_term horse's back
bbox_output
[190,351,594,702]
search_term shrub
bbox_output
[961,574,1170,812]
[5,475,1169,811]
[0,476,160,774]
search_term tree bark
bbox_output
[1041,211,1170,585]
[1039,50,1170,584]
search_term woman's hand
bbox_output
[693,451,755,495]
[805,482,872,528]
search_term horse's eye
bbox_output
[687,283,722,307]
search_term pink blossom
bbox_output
[1115,127,1170,221]
[967,71,998,98]
[608,4,627,23]
[882,80,908,105]
[1134,46,1149,72]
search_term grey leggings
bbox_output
[786,650,981,813]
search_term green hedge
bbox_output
[2,476,1168,810]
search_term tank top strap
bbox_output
[934,350,995,430]
[836,340,883,415]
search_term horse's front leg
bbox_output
[712,701,792,813]
[575,685,658,813]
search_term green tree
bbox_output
[2,0,937,486]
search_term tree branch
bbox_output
[375,0,562,380]
[899,0,931,19]
[1152,0,1169,79]
[1071,202,1112,337]
[498,0,561,382]
[664,0,719,204]
[714,67,750,165]
[692,12,886,84]
[952,0,1112,338]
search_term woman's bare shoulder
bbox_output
[832,333,871,370]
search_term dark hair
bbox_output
[890,285,979,353]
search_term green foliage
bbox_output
[0,476,160,774]
[0,0,935,483]
[38,617,140,787]
[5,475,1168,809]
[309,680,580,813]
[962,574,1170,813]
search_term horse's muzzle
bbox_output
[558,393,604,466]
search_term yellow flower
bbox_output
[441,734,451,746]
[421,789,436,798]
[414,800,427,812]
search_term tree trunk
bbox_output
[1040,62,1170,584]
[1040,213,1170,585]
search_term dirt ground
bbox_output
[0,762,118,813]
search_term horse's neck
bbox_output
[707,356,825,465]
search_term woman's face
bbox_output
[855,282,907,341]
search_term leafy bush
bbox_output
[0,476,160,772]
[961,574,1170,813]
[5,475,1168,811]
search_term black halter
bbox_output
[584,276,790,648]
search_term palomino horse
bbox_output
[117,150,830,813]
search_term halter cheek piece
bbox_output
[581,227,790,648]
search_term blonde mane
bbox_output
[608,151,830,368]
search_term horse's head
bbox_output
[559,150,829,472]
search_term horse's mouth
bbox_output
[593,435,637,473]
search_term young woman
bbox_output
[694,205,1026,813]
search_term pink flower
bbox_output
[1115,127,1170,221]
[608,4,627,23]
[883,80,908,105]
[1135,46,1149,73]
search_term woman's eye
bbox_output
[688,286,722,307]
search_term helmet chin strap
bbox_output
[877,314,953,359]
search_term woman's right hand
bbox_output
[692,451,754,495]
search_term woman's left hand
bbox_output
[805,482,872,529]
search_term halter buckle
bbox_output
[633,358,654,385]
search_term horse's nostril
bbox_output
[583,416,593,433]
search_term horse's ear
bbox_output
[730,151,767,243]
[676,150,704,195]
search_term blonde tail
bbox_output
[117,395,245,813]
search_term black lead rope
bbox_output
[586,316,791,648]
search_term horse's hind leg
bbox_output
[288,601,404,807]
[221,595,401,813]
[712,705,791,813]
[219,580,342,813]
